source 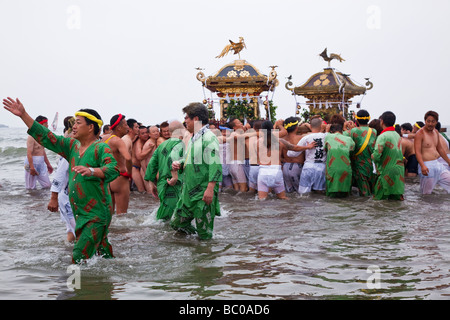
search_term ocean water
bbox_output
[0,127,449,300]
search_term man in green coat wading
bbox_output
[3,97,119,263]
[170,102,222,240]
[348,109,378,196]
[372,111,405,200]
[324,118,355,198]
[144,120,186,221]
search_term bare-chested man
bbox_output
[102,114,133,214]
[122,118,139,189]
[122,118,139,156]
[156,121,170,147]
[131,125,149,193]
[139,125,159,191]
[257,120,315,200]
[25,115,54,189]
[395,125,418,177]
[101,124,111,137]
[247,121,262,193]
[281,117,306,193]
[227,118,249,192]
[414,110,450,194]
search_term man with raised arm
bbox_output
[3,97,119,264]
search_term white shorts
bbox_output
[229,161,247,184]
[298,162,326,194]
[59,195,76,236]
[419,159,450,194]
[283,162,303,193]
[24,156,51,190]
[257,165,285,194]
[437,154,450,171]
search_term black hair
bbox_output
[262,120,276,149]
[401,123,413,132]
[415,121,424,128]
[182,102,209,125]
[35,115,48,123]
[110,114,126,129]
[330,123,343,133]
[63,116,73,133]
[424,110,439,122]
[284,116,299,133]
[436,122,441,131]
[369,119,382,134]
[77,108,102,136]
[110,114,123,125]
[379,111,396,127]
[228,117,239,129]
[253,120,263,131]
[127,118,138,129]
[330,114,346,126]
[356,109,371,125]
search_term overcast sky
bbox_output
[1,0,449,128]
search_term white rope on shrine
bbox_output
[333,67,370,108]
[294,101,358,107]
[293,91,300,116]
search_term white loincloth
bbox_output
[50,157,76,236]
[418,159,450,194]
[24,156,51,190]
[437,154,450,171]
[298,162,326,194]
[257,165,285,194]
[229,160,247,184]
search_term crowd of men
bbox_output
[4,95,450,264]
[216,109,450,201]
[4,98,221,263]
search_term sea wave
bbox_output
[0,146,27,158]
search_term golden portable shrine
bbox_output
[286,48,373,122]
[196,38,279,123]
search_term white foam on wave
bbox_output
[111,208,162,228]
[141,208,162,226]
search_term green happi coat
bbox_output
[28,121,119,263]
[349,126,377,196]
[324,133,355,197]
[372,130,405,200]
[170,126,222,240]
[144,138,184,220]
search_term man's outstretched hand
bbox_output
[3,97,25,117]
[3,97,34,128]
